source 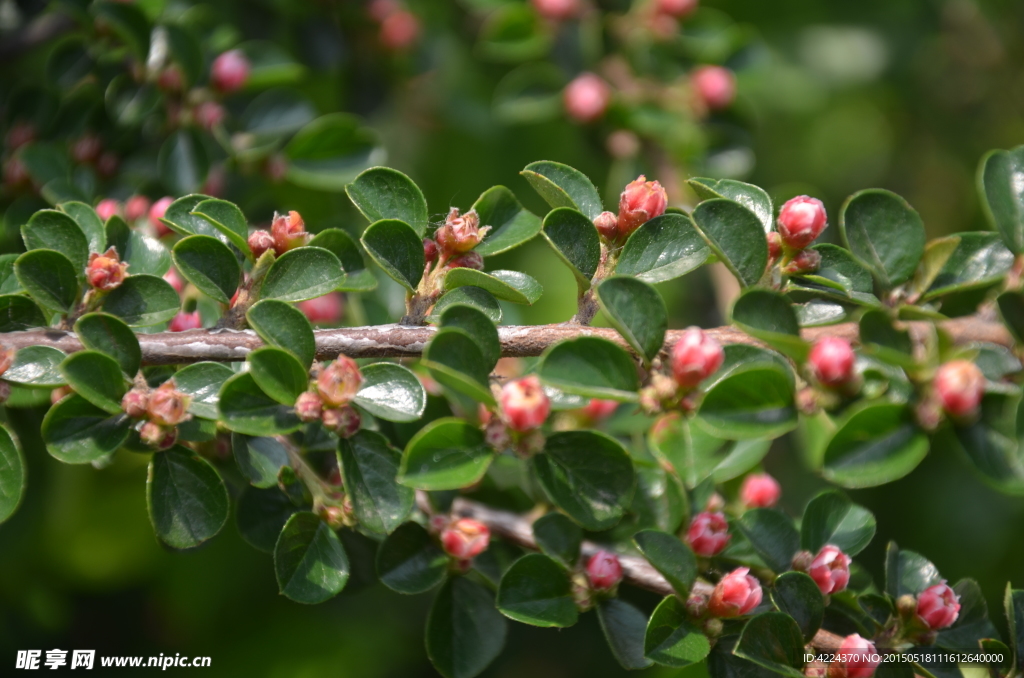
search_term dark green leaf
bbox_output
[274,511,349,604]
[104,217,171,277]
[997,291,1024,344]
[650,413,771,488]
[307,229,377,292]
[41,395,130,463]
[801,491,876,556]
[285,114,382,191]
[346,167,429,236]
[164,24,202,87]
[538,337,640,401]
[541,207,600,291]
[496,553,577,627]
[771,573,824,641]
[444,269,542,305]
[246,299,316,368]
[159,130,209,196]
[422,327,495,405]
[936,579,999,650]
[0,295,47,331]
[147,446,229,549]
[376,521,448,594]
[172,362,234,420]
[354,363,427,423]
[426,577,508,678]
[689,178,774,232]
[247,347,307,406]
[0,425,26,524]
[59,201,106,254]
[171,235,240,304]
[859,309,913,367]
[439,304,501,367]
[472,186,542,256]
[91,1,150,56]
[617,213,711,284]
[399,418,492,490]
[949,392,1024,495]
[644,595,711,667]
[241,88,316,147]
[59,350,127,414]
[840,189,926,289]
[979,146,1024,254]
[261,247,344,303]
[232,434,289,488]
[791,244,876,299]
[731,289,808,362]
[102,274,180,326]
[218,371,301,436]
[74,312,141,376]
[190,199,251,256]
[532,512,582,567]
[597,598,654,670]
[339,430,414,534]
[521,160,603,220]
[710,637,779,678]
[737,509,800,573]
[4,346,66,387]
[477,4,549,62]
[429,287,502,324]
[734,612,807,678]
[823,402,929,488]
[597,276,667,364]
[21,209,89,272]
[691,199,769,287]
[359,219,424,291]
[698,363,797,440]
[632,466,687,533]
[884,542,942,598]
[1005,585,1024,667]
[633,529,697,596]
[158,194,221,240]
[14,249,79,312]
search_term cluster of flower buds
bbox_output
[122,381,192,449]
[585,550,624,593]
[438,517,490,571]
[708,567,762,617]
[792,544,852,595]
[641,327,724,414]
[86,247,129,292]
[828,634,880,678]
[248,210,309,259]
[686,511,731,557]
[368,0,421,51]
[485,376,551,456]
[294,357,364,438]
[211,50,250,93]
[771,195,829,274]
[434,208,491,259]
[563,73,613,124]
[739,473,781,509]
[594,175,669,244]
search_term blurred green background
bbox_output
[2,0,1024,675]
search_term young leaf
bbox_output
[147,446,229,549]
[246,299,316,368]
[0,295,47,331]
[398,418,493,490]
[14,249,80,312]
[691,199,768,288]
[376,521,448,594]
[59,351,128,414]
[41,395,130,463]
[734,612,807,678]
[771,572,825,641]
[21,209,89,272]
[190,198,251,256]
[923,232,1014,300]
[338,430,414,535]
[497,553,577,628]
[521,160,604,220]
[74,312,141,376]
[884,542,942,598]
[346,167,429,236]
[232,434,290,488]
[472,185,542,256]
[171,234,240,304]
[822,402,929,488]
[426,577,508,678]
[422,327,495,405]
[261,247,344,302]
[633,529,697,596]
[737,509,801,573]
[274,512,350,604]
[541,207,600,291]
[172,362,235,420]
[4,346,66,387]
[688,178,774,232]
[102,274,180,326]
[247,347,308,406]
[978,146,1024,254]
[840,189,926,289]
[0,425,26,524]
[217,371,302,436]
[538,337,640,401]
[532,512,582,567]
[596,598,654,670]
[644,595,711,667]
[439,304,501,367]
[359,219,424,291]
[444,269,542,305]
[596,276,667,364]
[354,363,427,423]
[731,289,809,362]
[308,228,377,292]
[616,213,711,284]
[800,490,876,556]
[59,201,106,254]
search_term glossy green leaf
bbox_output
[14,249,79,312]
[232,434,289,489]
[979,146,1024,254]
[74,312,141,376]
[632,465,687,533]
[171,235,240,304]
[0,426,26,524]
[801,491,876,556]
[691,199,769,287]
[538,337,640,401]
[698,363,797,440]
[241,88,316,147]
[771,572,824,641]
[354,363,427,423]
[307,228,377,293]
[444,268,542,305]
[950,392,1024,495]
[102,274,180,326]
[644,595,711,667]
[359,219,424,291]
[541,207,601,291]
[284,113,382,191]
[217,371,301,436]
[59,350,128,414]
[840,189,926,289]
[429,287,502,324]
[346,167,429,236]
[823,402,929,488]
[376,521,448,594]
[791,243,876,301]
[158,194,221,241]
[104,216,171,277]
[521,160,603,220]
[497,553,577,627]
[472,185,542,256]
[689,178,774,232]
[247,347,307,406]
[147,446,229,549]
[426,577,508,678]
[398,418,492,490]
[737,509,800,573]
[261,247,344,303]
[532,512,582,567]
[172,362,234,420]
[164,24,202,87]
[649,413,771,489]
[439,304,501,367]
[617,213,711,283]
[859,309,913,367]
[41,395,130,463]
[597,276,667,364]
[997,291,1024,344]
[159,130,209,196]
[274,512,349,604]
[422,327,495,405]
[633,529,697,596]
[924,232,1013,299]
[884,542,942,598]
[597,598,653,670]
[245,299,315,368]
[21,209,89,272]
[1005,585,1024,666]
[339,430,414,535]
[0,295,47,331]
[532,430,635,530]
[59,201,106,254]
[731,289,808,362]
[4,346,66,387]
[734,612,807,678]
[190,199,251,256]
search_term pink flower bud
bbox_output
[435,208,490,255]
[915,581,960,630]
[828,634,880,678]
[316,356,364,407]
[169,311,202,332]
[784,248,821,275]
[87,247,129,291]
[581,399,618,421]
[657,0,698,18]
[163,268,185,294]
[767,231,782,261]
[380,10,420,50]
[739,473,781,508]
[248,229,275,259]
[298,293,344,325]
[294,391,324,423]
[531,0,580,21]
[593,211,619,241]
[124,195,151,222]
[270,210,309,254]
[121,388,149,418]
[934,360,985,418]
[368,0,399,22]
[670,327,724,388]
[499,375,551,432]
[150,196,174,235]
[147,381,192,427]
[686,511,730,557]
[71,134,102,164]
[586,550,624,591]
[194,101,227,130]
[563,73,612,123]
[140,421,177,449]
[448,251,484,270]
[211,50,250,93]
[441,518,490,559]
[708,567,763,617]
[617,175,668,238]
[777,196,828,250]
[808,337,856,388]
[692,65,736,110]
[322,405,362,437]
[0,346,14,376]
[808,544,851,595]
[423,238,439,265]
[96,199,122,222]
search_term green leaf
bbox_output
[190,199,251,257]
[737,509,800,573]
[240,88,316,149]
[791,244,876,300]
[339,430,414,535]
[4,346,66,387]
[923,232,1013,300]
[698,363,797,440]
[644,596,711,667]
[633,529,697,596]
[884,542,942,598]
[261,247,344,303]
[91,1,150,56]
[0,295,47,331]
[731,289,808,362]
[74,313,141,376]
[521,160,604,220]
[532,512,582,567]
[172,362,234,420]
[41,395,130,463]
[59,351,128,414]
[247,347,307,406]
[159,130,209,196]
[734,612,807,678]
[979,146,1024,254]
[840,189,926,289]
[689,178,774,232]
[218,371,302,436]
[859,309,913,368]
[597,276,667,364]
[429,287,503,324]
[0,426,26,524]
[164,24,202,88]
[422,327,495,405]
[532,430,635,530]
[102,274,180,326]
[354,363,427,423]
[245,299,315,368]
[691,199,769,288]
[171,235,240,304]
[538,337,640,401]
[800,490,876,556]
[14,249,79,312]
[597,598,653,670]
[237,40,305,89]
[21,209,89,272]
[399,418,493,490]
[910,236,962,299]
[232,434,289,488]
[936,579,999,650]
[496,553,577,627]
[376,521,448,594]
[771,572,824,641]
[617,213,711,284]
[359,219,424,291]
[274,512,350,604]
[1005,585,1024,667]
[541,208,600,291]
[346,167,429,237]
[649,414,770,489]
[822,402,929,488]
[284,113,382,191]
[478,4,550,62]
[997,291,1024,344]
[104,217,171,277]
[158,194,221,241]
[472,186,542,256]
[949,392,1024,495]
[59,201,106,254]
[439,304,501,367]
[444,269,542,305]
[426,577,508,678]
[307,229,377,292]
[632,465,687,533]
[147,446,229,549]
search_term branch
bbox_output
[0,315,1010,364]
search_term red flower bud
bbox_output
[617,175,668,238]
[581,399,618,421]
[808,337,856,388]
[767,231,783,261]
[828,634,880,678]
[71,134,102,165]
[298,293,344,325]
[656,0,698,18]
[784,248,821,275]
[147,381,192,427]
[248,229,275,259]
[531,0,580,20]
[380,10,420,50]
[448,252,484,270]
[586,550,623,591]
[124,195,151,222]
[692,65,736,110]
[670,327,724,388]
[686,511,730,557]
[0,346,14,376]
[96,199,122,222]
[499,375,551,432]
[593,211,619,241]
[317,356,364,407]
[294,391,324,423]
[423,238,439,265]
[435,208,490,255]
[708,567,763,617]
[739,473,781,509]
[169,311,202,332]
[934,360,985,419]
[808,544,851,595]
[150,196,174,234]
[194,101,227,131]
[777,196,828,250]
[140,421,177,449]
[322,405,362,437]
[563,73,612,123]
[121,388,150,418]
[163,268,185,294]
[915,581,960,630]
[441,518,490,559]
[87,247,129,291]
[211,50,250,93]
[270,210,309,254]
